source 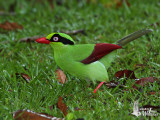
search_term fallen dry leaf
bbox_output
[132,77,158,89]
[57,97,68,116]
[21,73,31,83]
[0,21,23,30]
[55,69,67,84]
[12,73,31,83]
[115,69,136,79]
[13,109,64,120]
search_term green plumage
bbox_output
[51,43,109,83]
[36,28,152,85]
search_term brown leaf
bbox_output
[21,73,31,83]
[132,77,158,89]
[116,0,130,8]
[55,69,67,84]
[13,73,31,83]
[0,21,23,31]
[115,69,136,79]
[13,109,64,120]
[57,97,68,116]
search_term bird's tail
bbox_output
[117,28,153,46]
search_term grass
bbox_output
[0,0,160,119]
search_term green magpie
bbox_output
[36,29,152,93]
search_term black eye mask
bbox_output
[50,34,74,45]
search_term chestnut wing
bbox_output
[81,43,122,64]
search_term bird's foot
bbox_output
[55,69,67,84]
[93,82,105,93]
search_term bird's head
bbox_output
[36,33,75,45]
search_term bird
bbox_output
[36,29,152,93]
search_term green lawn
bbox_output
[0,0,159,119]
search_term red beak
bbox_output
[36,37,50,44]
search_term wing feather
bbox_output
[81,43,122,64]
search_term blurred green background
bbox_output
[0,0,159,120]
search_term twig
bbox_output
[19,35,44,42]
[1,29,85,44]
[0,12,16,16]
[19,29,86,42]
[62,29,86,35]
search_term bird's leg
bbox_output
[93,81,105,93]
[55,68,67,83]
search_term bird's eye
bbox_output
[53,37,59,41]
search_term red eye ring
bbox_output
[53,37,59,41]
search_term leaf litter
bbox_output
[0,21,23,31]
[11,73,31,83]
[55,69,67,84]
[13,109,64,120]
[57,97,68,116]
[13,96,68,119]
[98,69,159,95]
